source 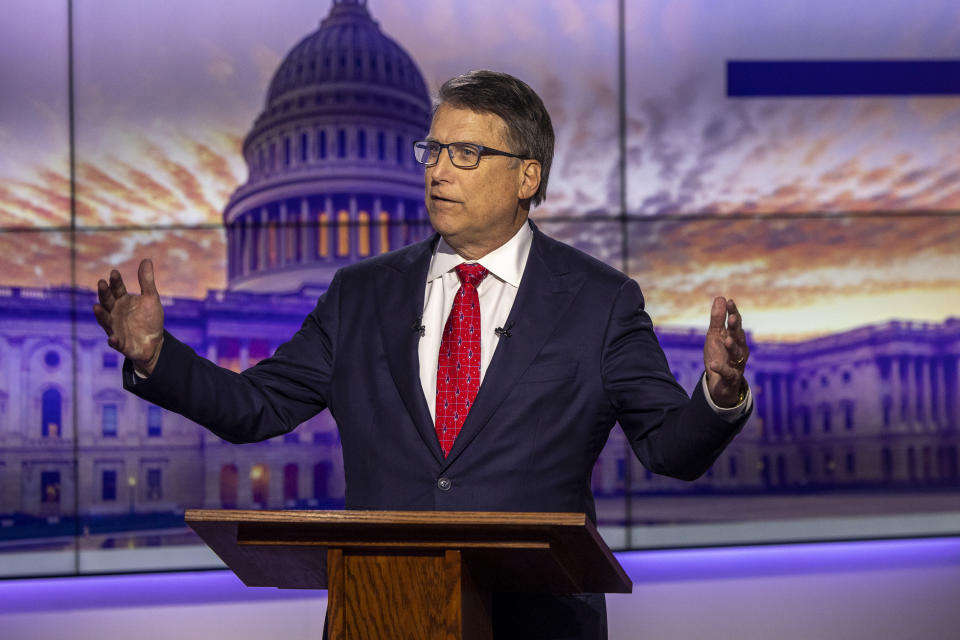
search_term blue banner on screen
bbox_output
[727,60,960,96]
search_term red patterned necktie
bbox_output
[435,263,489,457]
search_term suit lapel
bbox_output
[442,225,586,468]
[374,235,447,465]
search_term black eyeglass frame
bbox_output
[412,140,531,169]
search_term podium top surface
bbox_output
[186,509,632,594]
[186,508,590,527]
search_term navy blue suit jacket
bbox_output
[125,221,748,639]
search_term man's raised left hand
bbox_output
[703,297,749,408]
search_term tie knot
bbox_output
[455,263,488,288]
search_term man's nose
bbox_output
[430,148,456,181]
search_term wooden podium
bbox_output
[186,509,631,640]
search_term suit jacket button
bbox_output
[437,477,452,491]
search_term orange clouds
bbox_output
[625,215,960,338]
[76,228,226,299]
[0,232,71,286]
[802,139,831,166]
[152,155,218,221]
[820,160,861,184]
[1,127,242,230]
[121,164,184,211]
[79,163,155,210]
[627,90,960,217]
[0,228,226,299]
[72,133,240,226]
[192,141,234,186]
[0,172,70,228]
[859,166,894,185]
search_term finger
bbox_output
[726,304,741,334]
[726,299,747,339]
[727,298,747,347]
[708,360,742,386]
[97,279,115,311]
[723,333,748,354]
[723,334,738,356]
[721,334,749,367]
[138,258,159,298]
[109,269,127,299]
[708,296,727,330]
[92,304,113,336]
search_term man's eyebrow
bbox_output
[423,137,485,146]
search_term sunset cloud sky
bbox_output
[1,0,958,339]
[625,216,960,339]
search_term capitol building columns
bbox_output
[933,356,947,427]
[4,338,25,440]
[954,353,960,430]
[300,198,310,265]
[222,0,432,295]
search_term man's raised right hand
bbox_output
[93,258,165,376]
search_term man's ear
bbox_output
[517,160,541,201]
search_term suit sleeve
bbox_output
[122,270,342,444]
[601,278,748,481]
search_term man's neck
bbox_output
[444,217,529,261]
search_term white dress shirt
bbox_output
[417,221,752,423]
[418,222,533,421]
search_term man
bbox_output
[94,70,751,640]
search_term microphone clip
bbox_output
[494,324,513,339]
[412,316,425,337]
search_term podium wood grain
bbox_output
[186,509,631,639]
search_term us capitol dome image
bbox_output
[225,0,433,293]
[0,0,439,549]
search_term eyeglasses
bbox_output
[412,140,530,169]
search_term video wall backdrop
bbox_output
[2,0,959,577]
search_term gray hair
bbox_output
[436,70,555,207]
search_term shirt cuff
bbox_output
[701,374,752,422]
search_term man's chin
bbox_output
[427,209,461,235]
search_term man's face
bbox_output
[424,104,532,258]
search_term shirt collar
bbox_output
[427,220,533,288]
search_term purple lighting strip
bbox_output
[0,569,319,614]
[1,537,958,614]
[616,536,960,583]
